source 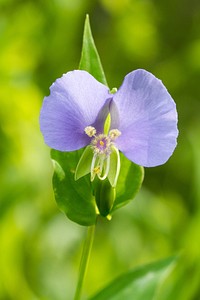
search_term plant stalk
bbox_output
[74,224,95,300]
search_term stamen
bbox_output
[84,126,96,137]
[109,129,121,140]
[85,125,122,183]
[98,155,110,181]
[99,157,104,174]
[93,166,101,174]
[91,154,97,181]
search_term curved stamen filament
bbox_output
[91,154,98,181]
[91,154,111,182]
[98,155,110,181]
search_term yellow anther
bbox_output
[93,166,100,174]
[109,129,121,140]
[100,140,104,146]
[84,126,96,137]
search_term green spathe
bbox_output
[95,179,116,217]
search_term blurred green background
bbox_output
[1,0,200,299]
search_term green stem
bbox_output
[74,224,96,300]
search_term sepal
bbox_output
[75,146,93,181]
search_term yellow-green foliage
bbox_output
[0,0,200,299]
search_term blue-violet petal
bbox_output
[113,69,178,167]
[40,70,110,151]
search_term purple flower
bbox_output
[40,69,178,182]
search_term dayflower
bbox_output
[40,69,178,186]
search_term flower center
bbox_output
[91,134,111,156]
[84,126,121,181]
[99,140,104,146]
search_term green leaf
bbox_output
[89,256,177,300]
[51,149,97,226]
[113,154,144,211]
[79,14,108,86]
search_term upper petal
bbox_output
[40,70,110,151]
[112,69,178,167]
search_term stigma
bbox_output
[84,126,121,181]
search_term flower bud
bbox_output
[95,179,116,217]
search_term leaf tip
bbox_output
[85,13,90,21]
[52,159,65,181]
